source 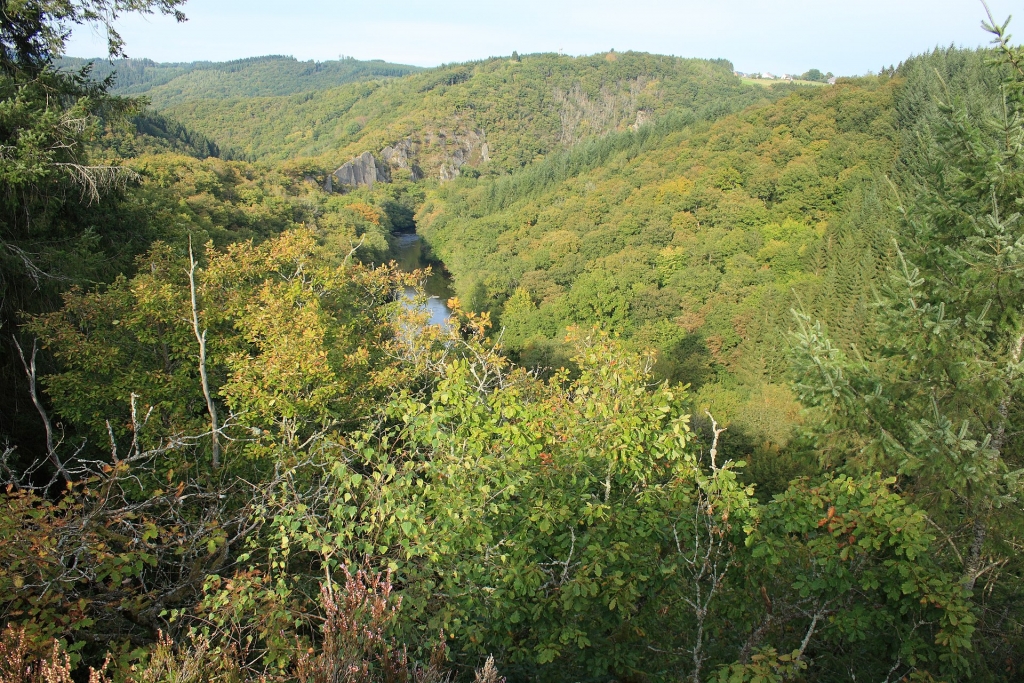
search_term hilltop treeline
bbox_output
[58,55,423,102]
[2,2,1023,682]
[128,51,778,168]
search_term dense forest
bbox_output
[114,51,777,168]
[2,1,1023,682]
[58,55,423,103]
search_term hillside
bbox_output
[58,55,422,103]
[415,76,896,456]
[5,0,1024,676]
[131,52,789,176]
[58,55,418,161]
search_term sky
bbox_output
[65,0,1020,76]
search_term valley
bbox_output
[2,4,1022,680]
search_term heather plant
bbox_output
[295,570,449,683]
[0,627,113,683]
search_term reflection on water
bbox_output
[392,233,453,328]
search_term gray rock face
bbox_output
[304,173,333,192]
[555,77,651,145]
[439,162,460,182]
[434,128,488,182]
[632,109,652,130]
[381,139,417,169]
[327,128,489,190]
[332,151,386,190]
[381,138,423,181]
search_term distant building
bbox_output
[761,72,776,80]
[827,76,837,85]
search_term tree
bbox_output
[1,0,186,73]
[4,227,415,663]
[791,12,1024,675]
[205,327,976,682]
[1,0,187,466]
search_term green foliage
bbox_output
[799,69,832,83]
[0,0,184,467]
[0,68,138,324]
[2,226,417,669]
[128,51,771,173]
[199,331,974,681]
[109,111,223,158]
[418,75,896,453]
[59,55,422,103]
[4,2,1024,680]
[28,228,411,465]
[790,17,1024,678]
[1,0,185,73]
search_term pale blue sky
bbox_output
[66,0,1019,76]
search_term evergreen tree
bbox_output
[1,0,186,467]
[792,13,1024,674]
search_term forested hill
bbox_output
[58,55,421,160]
[103,52,787,170]
[416,74,898,462]
[58,55,422,103]
[7,0,1024,675]
[413,47,1007,467]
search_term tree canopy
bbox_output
[1,6,1024,682]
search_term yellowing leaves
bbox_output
[654,176,694,203]
[345,202,382,225]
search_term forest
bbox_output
[1,1,1022,682]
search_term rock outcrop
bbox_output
[380,139,423,181]
[555,76,652,145]
[328,128,489,190]
[434,128,488,181]
[332,151,387,190]
[632,109,652,130]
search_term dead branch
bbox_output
[54,163,140,205]
[188,237,221,470]
[12,336,67,481]
[704,410,725,472]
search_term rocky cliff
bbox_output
[380,139,423,181]
[429,128,489,181]
[331,151,388,190]
[380,128,489,182]
[330,128,489,190]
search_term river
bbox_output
[392,232,453,327]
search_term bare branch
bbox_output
[188,237,221,469]
[342,234,366,268]
[55,163,140,205]
[796,609,824,661]
[12,335,67,481]
[704,410,726,471]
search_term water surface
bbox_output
[392,233,453,327]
